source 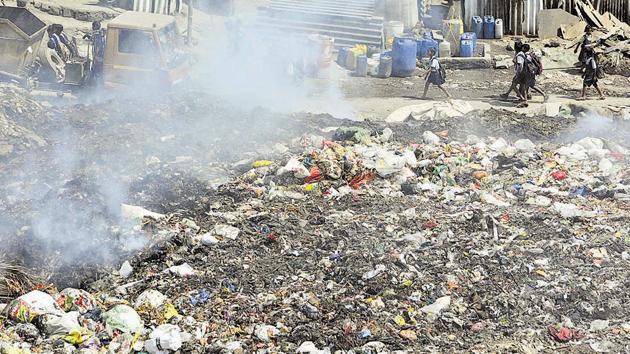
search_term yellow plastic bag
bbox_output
[252,160,273,168]
[162,303,178,322]
[63,328,93,345]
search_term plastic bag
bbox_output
[103,305,143,333]
[164,263,195,277]
[4,290,63,323]
[144,324,183,354]
[134,289,166,309]
[54,288,97,314]
[42,311,81,336]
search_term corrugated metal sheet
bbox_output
[463,0,543,36]
[257,0,384,48]
[463,0,628,36]
[133,0,182,15]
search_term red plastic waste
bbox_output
[551,170,568,181]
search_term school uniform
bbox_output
[428,57,445,86]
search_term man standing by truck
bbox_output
[83,21,106,80]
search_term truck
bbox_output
[0,6,190,92]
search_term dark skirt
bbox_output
[583,69,598,87]
[428,71,445,86]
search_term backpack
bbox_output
[527,53,543,76]
[431,58,446,80]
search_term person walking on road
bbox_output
[517,44,548,107]
[577,47,605,101]
[421,48,451,99]
[569,25,593,67]
[501,40,525,100]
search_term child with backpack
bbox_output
[421,48,451,99]
[518,45,547,107]
[578,47,605,100]
[501,40,525,100]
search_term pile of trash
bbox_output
[0,85,50,159]
[1,122,628,352]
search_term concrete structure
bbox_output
[537,8,580,39]
[0,6,46,76]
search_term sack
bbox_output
[596,67,605,79]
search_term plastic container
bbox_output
[460,40,474,57]
[345,49,358,70]
[392,37,417,77]
[377,55,393,78]
[355,55,368,77]
[495,18,504,39]
[472,16,483,39]
[417,38,439,59]
[461,32,477,50]
[483,15,495,40]
[438,41,451,58]
[337,47,349,67]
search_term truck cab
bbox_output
[103,11,189,89]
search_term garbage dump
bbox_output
[0,82,628,351]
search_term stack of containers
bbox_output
[460,31,477,57]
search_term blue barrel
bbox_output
[337,47,349,67]
[460,40,474,57]
[417,38,438,59]
[392,37,417,77]
[416,39,427,58]
[461,32,477,50]
[472,16,483,39]
[483,15,495,39]
[355,55,368,77]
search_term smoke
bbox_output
[556,112,630,146]
[189,14,354,117]
[0,6,357,283]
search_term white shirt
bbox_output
[430,57,440,71]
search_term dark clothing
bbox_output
[59,32,77,57]
[428,57,445,85]
[583,57,598,87]
[428,71,445,86]
[577,34,592,64]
